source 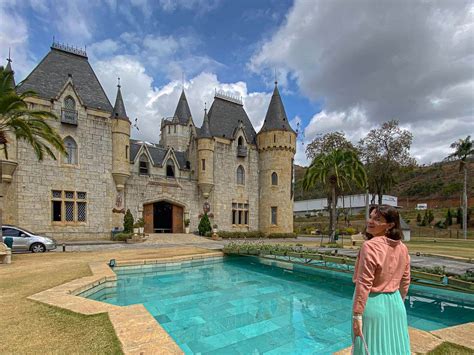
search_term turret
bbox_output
[111,79,131,190]
[197,107,214,198]
[257,82,296,234]
[160,89,193,151]
[0,53,19,182]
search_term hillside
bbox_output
[294,160,474,207]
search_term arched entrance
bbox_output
[143,201,184,233]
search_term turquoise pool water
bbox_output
[87,257,474,354]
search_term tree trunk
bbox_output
[463,165,468,240]
[365,188,370,221]
[330,184,337,242]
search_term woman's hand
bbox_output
[353,318,363,337]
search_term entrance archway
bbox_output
[143,201,184,233]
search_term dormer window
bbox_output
[62,96,78,125]
[166,159,175,178]
[139,154,149,175]
[237,136,247,157]
[238,136,244,146]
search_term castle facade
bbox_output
[1,43,296,240]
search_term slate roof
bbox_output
[173,89,192,124]
[129,140,188,170]
[17,47,113,112]
[198,109,212,138]
[207,96,256,143]
[111,85,129,121]
[259,83,295,134]
[5,59,15,86]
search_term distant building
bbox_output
[294,194,398,217]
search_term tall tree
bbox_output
[303,149,367,242]
[358,120,416,204]
[0,66,66,240]
[445,136,473,240]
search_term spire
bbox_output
[111,77,129,121]
[259,82,294,133]
[173,89,192,124]
[198,106,212,138]
[5,49,15,87]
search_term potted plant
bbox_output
[213,224,218,233]
[136,218,145,234]
[133,222,140,235]
[184,219,190,234]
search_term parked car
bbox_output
[1,225,57,253]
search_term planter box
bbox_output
[447,277,474,291]
[411,270,444,283]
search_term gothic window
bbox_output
[271,207,278,225]
[62,96,77,124]
[238,136,244,146]
[139,154,149,175]
[63,136,77,165]
[166,159,175,178]
[236,165,245,185]
[272,172,278,186]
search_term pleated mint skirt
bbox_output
[352,290,411,355]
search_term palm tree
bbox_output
[303,149,367,242]
[0,66,66,240]
[446,136,473,240]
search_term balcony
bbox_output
[61,108,78,125]
[237,146,247,157]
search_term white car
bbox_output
[2,225,57,253]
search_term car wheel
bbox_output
[30,243,46,253]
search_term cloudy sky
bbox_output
[1,0,472,166]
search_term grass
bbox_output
[405,238,474,259]
[428,342,474,355]
[0,247,212,354]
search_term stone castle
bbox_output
[1,43,296,240]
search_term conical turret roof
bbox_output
[198,108,212,138]
[259,82,295,133]
[111,81,129,121]
[173,89,192,124]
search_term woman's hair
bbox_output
[365,204,403,241]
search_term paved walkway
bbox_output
[54,234,473,275]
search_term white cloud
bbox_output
[251,0,474,164]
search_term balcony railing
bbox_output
[237,146,247,157]
[61,108,78,125]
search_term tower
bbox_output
[257,82,296,233]
[111,79,131,191]
[160,89,193,151]
[197,107,214,199]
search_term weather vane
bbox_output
[133,118,139,131]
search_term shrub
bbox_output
[198,213,212,236]
[115,232,132,241]
[446,208,453,226]
[218,231,265,239]
[123,209,134,233]
[266,233,297,239]
[345,227,357,235]
[184,218,190,227]
[416,213,422,224]
[434,220,446,229]
[457,207,462,225]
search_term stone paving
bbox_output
[55,234,474,275]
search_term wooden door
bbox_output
[172,205,183,233]
[143,203,154,233]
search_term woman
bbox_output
[352,205,411,354]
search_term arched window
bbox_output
[64,96,75,110]
[63,96,77,124]
[272,172,278,186]
[139,154,149,175]
[63,136,77,165]
[236,165,245,185]
[238,136,244,147]
[166,159,175,178]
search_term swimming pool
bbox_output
[86,256,474,354]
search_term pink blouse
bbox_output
[352,235,411,314]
